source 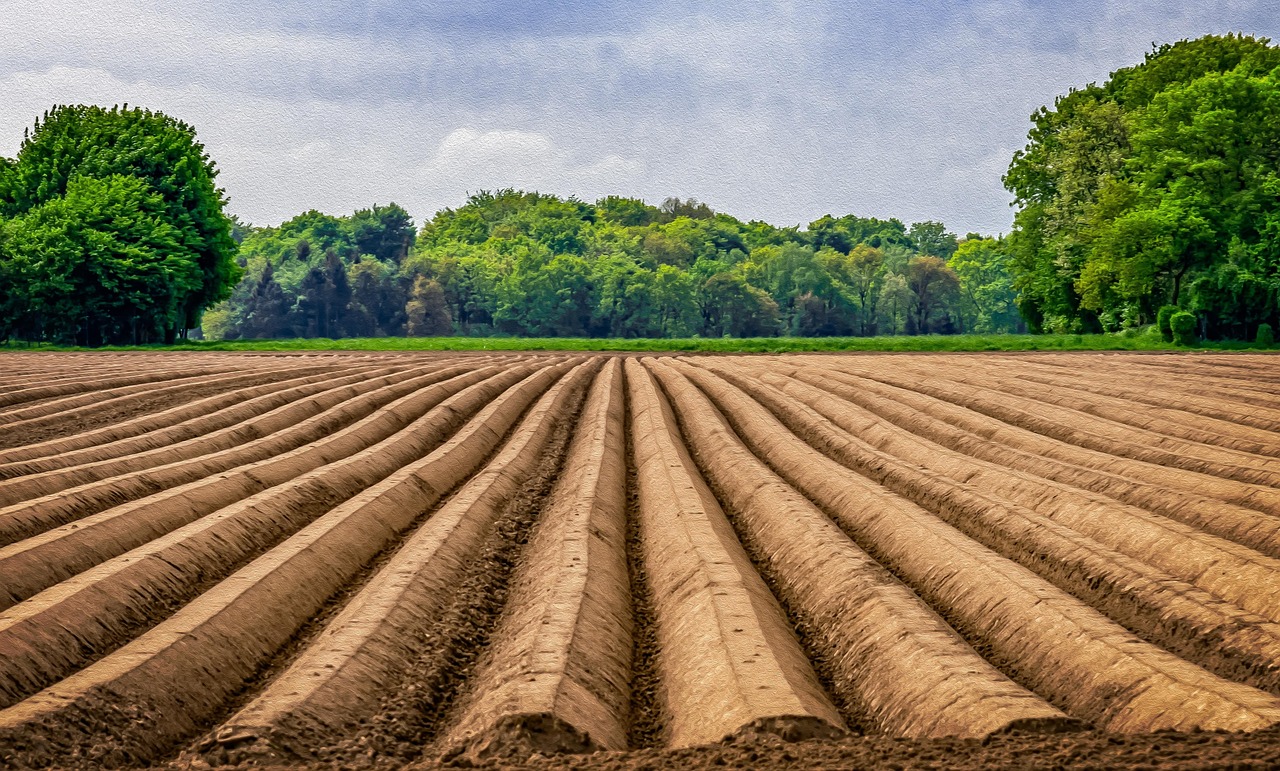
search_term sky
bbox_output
[1,1,1276,236]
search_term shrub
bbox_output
[1258,323,1275,347]
[1170,312,1197,346]
[1156,305,1180,343]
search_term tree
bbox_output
[699,272,780,337]
[596,196,659,226]
[405,276,453,336]
[349,203,414,264]
[1005,34,1280,337]
[908,221,958,259]
[1,174,197,345]
[193,188,986,342]
[0,105,240,340]
[592,254,650,337]
[807,214,910,253]
[658,197,715,222]
[240,262,291,339]
[291,248,351,338]
[844,244,885,335]
[652,264,699,337]
[347,257,405,336]
[641,229,696,267]
[949,238,1021,333]
[878,272,914,335]
[494,247,595,336]
[754,242,835,333]
[906,256,960,334]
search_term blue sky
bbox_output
[1,1,1276,235]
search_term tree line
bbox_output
[3,32,1277,345]
[204,192,1021,341]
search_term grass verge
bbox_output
[4,331,1276,354]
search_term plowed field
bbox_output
[3,350,1280,770]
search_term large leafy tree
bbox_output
[906,256,960,334]
[349,203,414,264]
[1005,34,1280,336]
[0,105,240,341]
[1,174,198,345]
[907,221,959,260]
[949,238,1021,333]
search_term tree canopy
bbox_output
[1005,33,1280,338]
[0,105,239,344]
[202,187,1010,341]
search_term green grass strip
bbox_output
[6,331,1276,354]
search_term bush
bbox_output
[1156,305,1180,343]
[1170,311,1198,346]
[1257,323,1275,347]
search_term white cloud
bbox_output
[418,128,645,204]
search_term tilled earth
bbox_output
[3,350,1280,770]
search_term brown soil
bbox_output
[4,351,1280,771]
[0,361,377,449]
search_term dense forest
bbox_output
[1,33,1277,345]
[201,194,1020,341]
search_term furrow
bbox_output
[993,359,1280,424]
[0,362,397,467]
[674,358,1280,733]
[0,363,481,549]
[441,359,632,761]
[700,362,1280,695]
[0,361,440,499]
[0,364,496,606]
[205,359,595,763]
[1099,354,1280,387]
[798,366,1280,522]
[718,364,1280,626]
[775,366,1280,559]
[912,362,1280,457]
[623,359,845,749]
[0,364,244,411]
[645,359,1074,738]
[0,364,414,482]
[0,360,560,717]
[814,363,1280,487]
[0,364,259,424]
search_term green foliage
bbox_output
[949,238,1023,333]
[1256,322,1274,346]
[1170,311,1198,345]
[405,276,453,336]
[1005,34,1280,340]
[908,221,959,259]
[198,187,996,342]
[807,213,911,252]
[597,196,659,226]
[349,204,414,264]
[0,105,239,340]
[1156,305,1180,342]
[1,174,200,345]
[906,256,961,334]
[0,105,1005,345]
